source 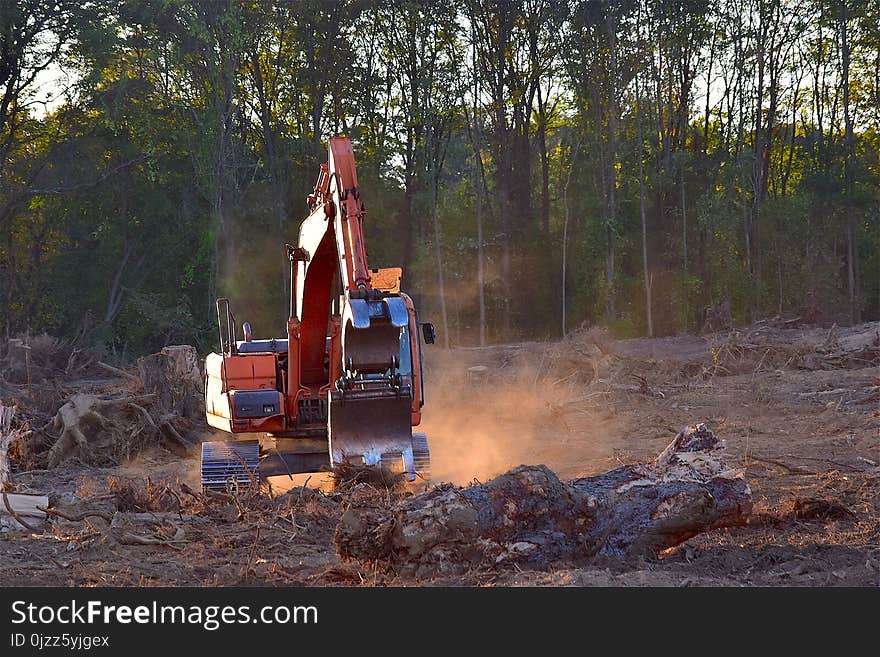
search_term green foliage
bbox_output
[0,0,878,356]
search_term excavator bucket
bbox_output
[328,390,421,479]
[326,295,428,480]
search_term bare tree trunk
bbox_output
[680,162,688,331]
[703,26,717,154]
[681,165,687,273]
[750,5,769,318]
[427,126,449,349]
[605,13,618,321]
[636,66,653,338]
[561,139,580,338]
[472,35,486,347]
[840,0,859,324]
[777,255,784,315]
[105,241,130,324]
[735,72,752,279]
[0,404,14,485]
[431,193,449,350]
[537,83,550,236]
[781,62,804,196]
[499,184,512,337]
[475,141,486,347]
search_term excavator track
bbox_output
[200,440,260,491]
[411,432,430,480]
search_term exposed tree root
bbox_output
[46,393,159,466]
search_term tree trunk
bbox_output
[561,139,580,338]
[680,163,688,331]
[427,126,449,349]
[471,33,486,347]
[475,138,486,347]
[635,66,653,337]
[335,424,751,572]
[537,83,550,236]
[105,241,131,324]
[605,13,618,321]
[840,1,860,324]
[681,165,687,272]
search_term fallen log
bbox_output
[335,424,751,572]
[109,511,188,549]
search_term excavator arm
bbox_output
[300,137,371,295]
[294,137,423,473]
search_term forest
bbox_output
[1,0,878,356]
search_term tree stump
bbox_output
[136,345,204,419]
[335,424,751,572]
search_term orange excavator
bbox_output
[200,137,435,489]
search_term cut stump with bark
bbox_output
[335,424,751,572]
[137,345,204,420]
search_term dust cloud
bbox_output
[251,335,621,490]
[419,342,619,484]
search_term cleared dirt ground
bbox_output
[2,320,878,586]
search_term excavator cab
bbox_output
[201,140,434,491]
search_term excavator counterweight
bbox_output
[201,137,434,490]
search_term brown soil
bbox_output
[2,321,878,586]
